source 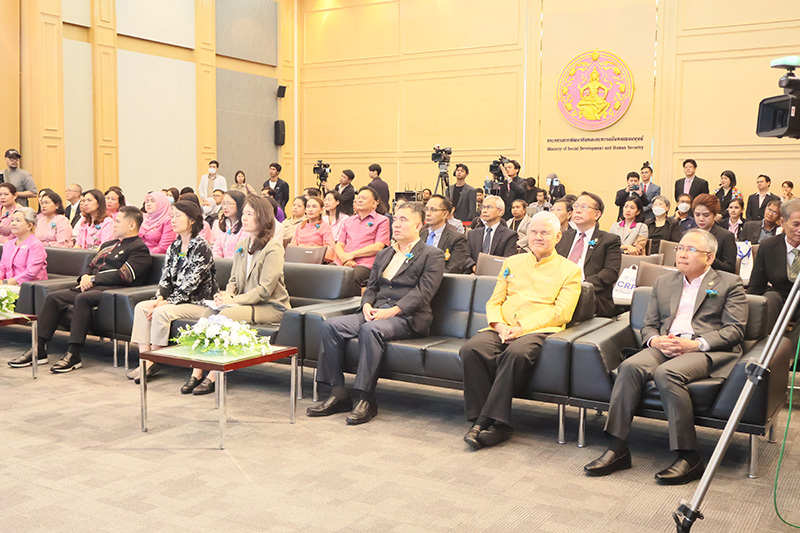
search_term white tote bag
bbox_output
[612,264,638,306]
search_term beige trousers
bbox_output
[131,301,210,346]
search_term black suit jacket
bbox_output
[717,217,746,241]
[64,202,81,227]
[83,236,152,287]
[464,223,518,273]
[745,192,779,222]
[446,182,477,222]
[738,220,778,244]
[335,183,355,215]
[419,224,469,274]
[499,177,526,219]
[263,177,291,210]
[748,233,793,302]
[556,228,621,317]
[674,177,709,201]
[362,240,445,336]
[614,189,649,221]
[708,224,737,274]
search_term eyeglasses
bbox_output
[221,201,236,207]
[675,245,712,254]
[573,203,599,211]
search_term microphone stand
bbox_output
[672,273,799,531]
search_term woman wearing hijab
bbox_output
[139,191,176,254]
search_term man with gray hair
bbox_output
[464,195,519,273]
[460,211,582,449]
[584,228,748,485]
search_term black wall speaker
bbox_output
[274,119,286,146]
[277,85,287,98]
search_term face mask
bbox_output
[208,167,217,175]
[168,196,174,204]
[652,206,666,217]
[677,202,691,213]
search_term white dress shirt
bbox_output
[568,225,596,279]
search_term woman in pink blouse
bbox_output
[104,186,126,220]
[323,190,349,242]
[0,207,48,291]
[0,183,24,244]
[75,189,114,249]
[139,191,176,253]
[35,190,74,248]
[212,190,249,258]
[291,196,334,261]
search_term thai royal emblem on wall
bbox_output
[556,50,635,131]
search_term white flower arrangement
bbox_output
[173,314,272,354]
[0,287,19,317]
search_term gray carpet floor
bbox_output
[1,325,799,532]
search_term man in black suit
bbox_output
[584,229,748,485]
[7,206,153,371]
[499,159,526,220]
[334,169,356,215]
[673,159,709,202]
[446,163,477,223]
[614,171,650,221]
[63,183,83,228]
[262,162,291,210]
[464,195,519,273]
[745,174,780,222]
[308,202,445,424]
[740,198,781,244]
[420,195,469,274]
[556,192,621,318]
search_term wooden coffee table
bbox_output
[0,314,39,378]
[138,344,298,449]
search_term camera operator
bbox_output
[499,159,526,220]
[335,169,356,215]
[614,171,649,222]
[547,173,566,202]
[446,163,476,223]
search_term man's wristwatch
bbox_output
[90,276,96,284]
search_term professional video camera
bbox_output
[488,155,510,181]
[757,56,800,139]
[431,145,452,163]
[312,160,331,188]
[431,145,453,194]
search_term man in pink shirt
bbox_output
[584,229,748,485]
[333,186,390,292]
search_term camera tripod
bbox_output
[673,275,799,531]
[434,163,450,196]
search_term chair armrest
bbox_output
[108,285,158,339]
[32,279,82,315]
[16,282,35,315]
[571,320,637,403]
[273,300,358,358]
[302,298,362,362]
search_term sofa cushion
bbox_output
[429,274,475,338]
[423,338,468,382]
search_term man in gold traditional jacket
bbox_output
[460,211,582,449]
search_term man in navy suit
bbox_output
[308,202,445,425]
[640,162,661,222]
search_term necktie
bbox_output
[568,232,586,264]
[482,227,493,254]
[642,183,646,196]
[683,179,691,195]
[789,249,800,282]
[426,230,436,246]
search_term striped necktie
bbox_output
[789,249,800,282]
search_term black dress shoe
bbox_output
[50,352,82,373]
[655,457,704,485]
[477,424,514,448]
[181,376,202,394]
[584,448,632,476]
[8,349,47,368]
[306,395,353,417]
[192,378,215,395]
[345,399,378,425]
[134,363,161,384]
[464,424,484,450]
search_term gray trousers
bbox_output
[315,310,413,396]
[604,347,712,451]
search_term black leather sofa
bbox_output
[302,274,613,442]
[570,287,788,477]
[16,247,94,316]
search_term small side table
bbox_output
[0,314,39,378]
[138,345,298,449]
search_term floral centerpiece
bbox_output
[172,314,272,354]
[0,287,19,318]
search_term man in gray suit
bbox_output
[446,163,477,223]
[584,229,747,485]
[640,162,661,222]
[308,202,445,425]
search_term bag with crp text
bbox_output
[612,264,638,306]
[737,241,754,285]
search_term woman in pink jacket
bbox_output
[0,207,48,292]
[75,189,114,249]
[35,190,74,248]
[291,196,334,261]
[212,190,249,258]
[139,191,176,253]
[0,183,24,244]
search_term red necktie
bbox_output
[568,232,585,263]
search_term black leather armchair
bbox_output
[570,287,787,477]
[17,248,93,315]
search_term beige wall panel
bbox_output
[62,39,94,189]
[679,0,800,31]
[401,72,520,153]
[117,49,196,204]
[116,0,195,49]
[303,81,399,154]
[304,2,399,64]
[63,0,91,27]
[402,0,520,54]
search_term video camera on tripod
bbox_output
[757,56,800,139]
[431,145,452,195]
[484,155,510,196]
[312,160,331,189]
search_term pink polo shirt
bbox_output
[335,211,391,268]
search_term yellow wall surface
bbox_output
[0,0,21,157]
[297,0,800,226]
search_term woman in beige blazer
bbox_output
[181,195,291,395]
